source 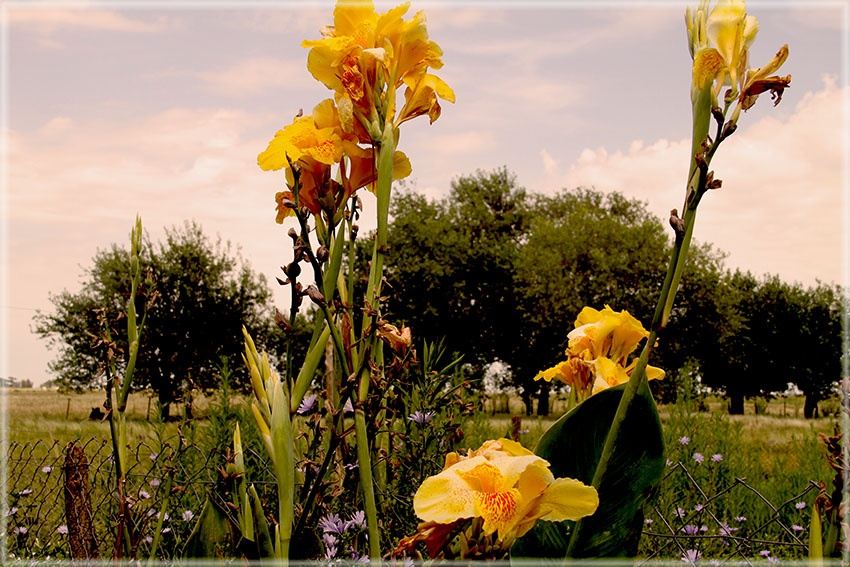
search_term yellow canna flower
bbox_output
[568,305,648,365]
[687,0,790,118]
[534,306,663,403]
[413,439,598,543]
[302,0,453,137]
[259,98,410,222]
[688,0,757,106]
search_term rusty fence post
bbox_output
[63,442,99,560]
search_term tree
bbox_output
[34,221,281,418]
[513,188,672,413]
[378,168,530,376]
[700,273,842,416]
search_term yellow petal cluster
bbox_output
[686,0,789,113]
[534,306,664,399]
[302,0,455,138]
[257,98,411,223]
[413,438,598,543]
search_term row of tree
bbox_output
[34,169,843,418]
[372,168,843,417]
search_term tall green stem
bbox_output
[354,122,396,561]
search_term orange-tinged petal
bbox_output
[475,488,521,537]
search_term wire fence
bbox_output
[4,439,823,562]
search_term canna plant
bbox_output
[238,0,455,563]
[512,0,792,560]
[406,0,791,561]
[231,0,792,563]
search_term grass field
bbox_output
[3,387,841,561]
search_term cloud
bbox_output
[548,77,846,286]
[188,56,317,96]
[8,5,171,34]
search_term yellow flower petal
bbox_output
[535,477,600,523]
[413,455,481,524]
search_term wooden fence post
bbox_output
[63,442,99,560]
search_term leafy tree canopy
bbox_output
[34,221,286,418]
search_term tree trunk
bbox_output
[803,395,820,419]
[537,386,550,417]
[728,394,744,415]
[521,390,533,416]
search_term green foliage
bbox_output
[700,272,843,415]
[379,171,729,411]
[513,382,665,560]
[34,221,282,418]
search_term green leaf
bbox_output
[512,382,665,560]
[182,496,238,559]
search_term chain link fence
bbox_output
[4,439,823,562]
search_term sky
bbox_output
[1,0,848,387]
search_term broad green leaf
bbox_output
[182,496,238,559]
[512,381,664,560]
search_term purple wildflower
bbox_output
[759,550,771,558]
[150,478,161,487]
[6,507,18,517]
[144,536,153,544]
[408,410,436,425]
[681,549,700,563]
[694,504,705,512]
[297,394,317,415]
[768,557,779,564]
[795,501,807,510]
[149,452,158,461]
[57,525,68,535]
[667,459,674,467]
[679,436,691,445]
[711,454,723,463]
[693,453,705,464]
[344,399,354,413]
[17,489,32,496]
[792,524,804,532]
[12,526,27,536]
[718,522,738,537]
[682,525,700,535]
[139,490,151,499]
[645,518,654,526]
[700,525,709,533]
[182,510,194,522]
[735,516,747,523]
[41,466,53,473]
[319,513,347,535]
[347,510,367,531]
[322,533,338,547]
[161,527,171,534]
[675,507,687,519]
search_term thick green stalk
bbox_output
[354,121,396,561]
[355,410,382,559]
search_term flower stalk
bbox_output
[565,1,790,558]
